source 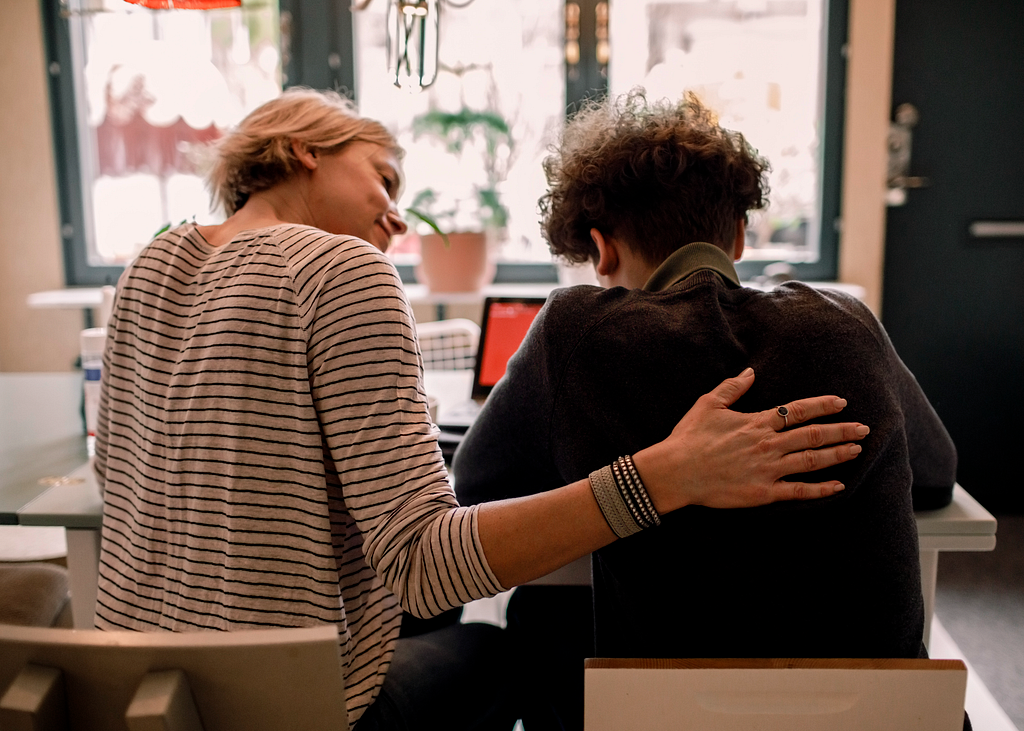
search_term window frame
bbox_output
[42,0,123,287]
[733,0,848,283]
[42,0,845,287]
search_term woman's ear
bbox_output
[591,228,619,276]
[291,140,318,171]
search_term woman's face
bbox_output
[306,141,408,252]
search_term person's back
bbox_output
[452,90,956,726]
[456,255,953,659]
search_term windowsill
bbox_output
[405,280,867,306]
[403,282,561,305]
[26,280,867,313]
[26,289,104,309]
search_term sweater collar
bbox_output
[642,242,742,292]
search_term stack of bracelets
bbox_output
[589,455,663,538]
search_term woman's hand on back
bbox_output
[635,368,869,514]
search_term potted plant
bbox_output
[404,104,513,292]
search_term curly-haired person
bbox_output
[453,90,959,730]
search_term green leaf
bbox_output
[405,208,451,247]
[476,187,508,230]
[152,218,188,239]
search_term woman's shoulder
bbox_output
[258,226,403,302]
[259,224,392,271]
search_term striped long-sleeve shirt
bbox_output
[93,223,504,725]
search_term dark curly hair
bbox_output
[539,89,770,266]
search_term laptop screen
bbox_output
[471,297,546,399]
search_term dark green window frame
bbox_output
[42,0,846,287]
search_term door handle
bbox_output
[887,103,929,206]
[969,221,1024,238]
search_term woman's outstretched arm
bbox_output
[477,367,868,588]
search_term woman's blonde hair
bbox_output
[207,88,401,216]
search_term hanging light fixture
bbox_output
[351,0,476,92]
[385,0,441,91]
[124,0,241,8]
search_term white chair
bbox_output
[416,318,480,371]
[0,623,346,731]
[584,657,968,731]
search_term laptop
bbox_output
[435,296,547,439]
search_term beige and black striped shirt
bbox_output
[94,223,503,726]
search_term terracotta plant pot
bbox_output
[415,232,497,293]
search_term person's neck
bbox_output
[606,247,658,289]
[198,188,313,248]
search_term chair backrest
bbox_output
[584,658,967,731]
[416,318,480,371]
[0,623,347,731]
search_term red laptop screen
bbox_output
[475,299,545,389]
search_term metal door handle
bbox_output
[969,221,1024,238]
[887,104,929,206]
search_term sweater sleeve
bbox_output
[888,339,958,509]
[829,290,957,509]
[295,237,505,617]
[452,294,567,505]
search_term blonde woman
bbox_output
[94,88,866,730]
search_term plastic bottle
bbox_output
[80,327,107,457]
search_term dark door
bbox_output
[882,0,1024,511]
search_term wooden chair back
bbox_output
[585,657,967,731]
[0,623,346,731]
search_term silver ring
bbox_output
[776,405,790,429]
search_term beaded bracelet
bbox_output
[589,455,662,539]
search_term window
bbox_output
[44,0,283,285]
[609,0,846,281]
[354,0,566,271]
[44,0,845,286]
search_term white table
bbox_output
[916,486,997,645]
[18,461,101,629]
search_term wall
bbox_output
[837,0,895,314]
[0,0,894,371]
[0,0,82,372]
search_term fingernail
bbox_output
[849,444,862,455]
[855,425,870,436]
[833,483,845,492]
[833,398,848,409]
[740,367,754,377]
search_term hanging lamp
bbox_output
[386,0,441,90]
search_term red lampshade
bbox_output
[125,0,241,8]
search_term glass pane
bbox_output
[66,0,282,266]
[609,0,827,264]
[354,0,565,265]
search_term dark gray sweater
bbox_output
[453,243,956,660]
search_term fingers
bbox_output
[707,367,756,408]
[776,422,870,452]
[770,394,850,430]
[770,480,847,502]
[777,441,863,477]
